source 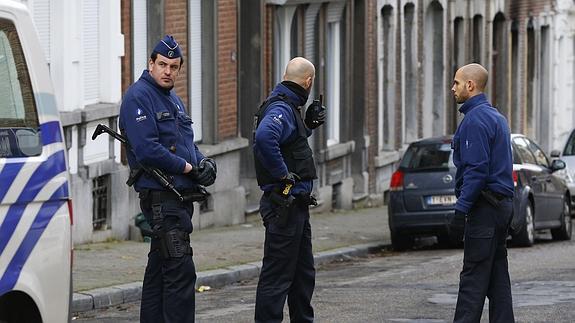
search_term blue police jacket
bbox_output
[253,82,313,194]
[453,93,514,213]
[119,70,205,192]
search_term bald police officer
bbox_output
[253,57,326,323]
[451,63,515,322]
[119,35,216,322]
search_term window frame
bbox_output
[525,137,550,168]
[512,137,537,166]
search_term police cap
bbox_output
[152,35,182,59]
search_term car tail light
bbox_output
[512,170,518,187]
[390,170,404,191]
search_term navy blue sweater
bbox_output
[453,93,514,213]
[119,70,205,191]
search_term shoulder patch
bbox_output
[272,113,283,125]
[135,108,147,122]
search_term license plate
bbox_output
[427,195,457,206]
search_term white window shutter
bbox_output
[189,0,203,141]
[327,1,345,23]
[31,0,51,64]
[83,0,100,104]
[132,0,148,82]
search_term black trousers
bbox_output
[139,195,197,323]
[255,194,315,323]
[454,197,514,323]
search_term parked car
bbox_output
[551,128,575,214]
[388,134,572,250]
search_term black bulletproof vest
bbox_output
[252,94,318,186]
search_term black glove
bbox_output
[195,158,217,186]
[305,99,326,129]
[449,209,467,237]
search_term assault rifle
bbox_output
[91,123,185,202]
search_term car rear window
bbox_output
[400,143,453,170]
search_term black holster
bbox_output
[269,191,295,227]
[480,190,505,208]
[150,203,192,259]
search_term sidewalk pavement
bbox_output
[72,206,391,313]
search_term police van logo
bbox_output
[136,108,147,122]
[168,50,174,58]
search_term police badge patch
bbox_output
[136,108,147,122]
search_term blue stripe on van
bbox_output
[0,162,25,203]
[0,150,66,256]
[40,121,63,145]
[0,191,66,295]
[17,150,66,203]
[0,204,26,256]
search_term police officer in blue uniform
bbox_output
[451,63,515,322]
[253,57,326,323]
[119,35,216,323]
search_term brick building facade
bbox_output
[374,0,575,196]
[19,0,574,243]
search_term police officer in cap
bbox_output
[119,35,216,322]
[451,63,514,322]
[253,57,326,323]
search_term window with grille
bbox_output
[92,175,111,231]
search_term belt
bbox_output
[480,189,512,208]
[485,189,511,201]
[140,189,208,203]
[264,191,316,206]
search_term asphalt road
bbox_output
[74,232,575,322]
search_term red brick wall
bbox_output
[217,0,239,140]
[165,0,189,110]
[507,0,552,132]
[508,0,553,19]
[120,0,131,95]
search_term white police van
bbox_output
[0,1,72,322]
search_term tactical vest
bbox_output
[252,94,318,186]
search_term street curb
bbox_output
[72,242,387,313]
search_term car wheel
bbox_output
[513,201,535,247]
[551,197,572,241]
[391,231,413,251]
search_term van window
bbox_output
[0,19,42,157]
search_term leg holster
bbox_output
[151,203,192,259]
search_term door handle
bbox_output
[546,178,552,182]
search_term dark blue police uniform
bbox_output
[119,36,209,323]
[452,93,515,322]
[253,81,317,323]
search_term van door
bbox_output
[0,11,71,323]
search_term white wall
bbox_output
[551,1,575,150]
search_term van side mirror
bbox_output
[551,159,566,172]
[550,150,561,158]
